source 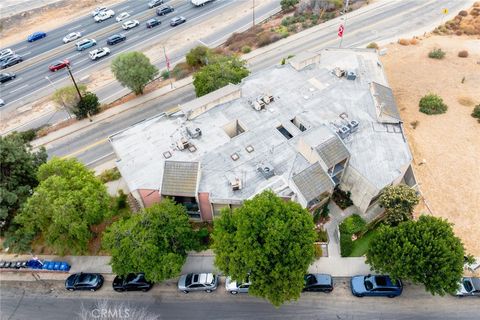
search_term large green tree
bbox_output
[103,199,195,282]
[212,190,316,306]
[52,84,87,112]
[379,185,419,226]
[366,215,467,296]
[9,158,110,254]
[0,133,47,230]
[193,55,249,97]
[111,51,158,95]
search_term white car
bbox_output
[62,32,82,44]
[122,20,139,30]
[94,9,115,22]
[116,12,130,22]
[0,48,14,59]
[89,47,110,60]
[91,7,107,17]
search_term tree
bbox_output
[212,190,316,306]
[186,45,210,69]
[366,215,468,296]
[73,91,100,119]
[379,185,419,226]
[111,52,158,95]
[52,84,87,112]
[193,55,250,97]
[281,0,300,11]
[9,158,110,254]
[0,133,47,230]
[103,199,195,283]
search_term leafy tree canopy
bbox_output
[379,185,419,226]
[186,45,211,69]
[212,190,316,306]
[366,215,467,296]
[10,158,110,254]
[111,51,158,95]
[73,91,100,119]
[281,0,300,11]
[52,84,87,111]
[103,199,195,283]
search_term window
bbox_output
[223,120,246,138]
[277,125,293,139]
[290,116,307,132]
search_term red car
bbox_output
[49,60,70,72]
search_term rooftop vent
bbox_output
[163,151,172,159]
[187,127,202,139]
[231,153,240,161]
[333,67,346,78]
[176,137,190,150]
[348,120,359,133]
[261,95,274,104]
[229,177,242,191]
[258,163,275,179]
[346,71,357,80]
[337,125,350,139]
[245,145,254,153]
[188,145,197,153]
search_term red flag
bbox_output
[165,53,170,70]
[338,24,344,37]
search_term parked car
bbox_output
[1,55,23,69]
[351,274,403,298]
[0,48,14,60]
[107,34,126,45]
[122,20,140,30]
[89,47,110,60]
[49,59,70,72]
[94,9,115,22]
[27,31,47,42]
[76,39,97,51]
[65,273,104,291]
[63,32,82,44]
[178,273,218,293]
[225,276,250,294]
[146,18,161,29]
[455,277,480,297]
[148,0,164,8]
[0,99,5,107]
[116,12,130,22]
[0,72,16,84]
[170,16,186,27]
[113,273,153,292]
[91,7,107,17]
[157,5,174,16]
[303,274,334,292]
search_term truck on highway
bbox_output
[191,0,214,6]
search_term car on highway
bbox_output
[0,99,5,107]
[148,0,164,8]
[146,18,161,29]
[225,277,250,294]
[65,273,104,291]
[122,20,140,30]
[63,32,82,44]
[157,5,174,16]
[0,72,16,84]
[27,31,47,42]
[303,274,334,292]
[89,47,110,60]
[351,274,403,298]
[178,273,218,293]
[0,49,14,60]
[455,277,480,297]
[48,60,70,72]
[91,7,107,17]
[94,9,115,22]
[76,39,97,51]
[1,55,23,69]
[116,12,130,22]
[170,16,186,27]
[112,273,153,292]
[107,34,127,45]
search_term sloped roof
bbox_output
[371,82,401,123]
[315,136,350,169]
[161,161,199,197]
[292,162,334,202]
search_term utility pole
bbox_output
[45,76,72,119]
[65,64,92,121]
[163,45,173,89]
[252,0,255,27]
[339,0,350,48]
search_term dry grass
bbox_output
[398,38,410,46]
[458,96,475,106]
[458,50,469,57]
[435,4,480,36]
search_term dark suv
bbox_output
[107,34,127,45]
[157,5,174,16]
[303,274,334,292]
[146,18,161,29]
[0,72,16,84]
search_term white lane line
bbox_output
[16,45,28,51]
[118,6,130,11]
[9,84,29,93]
[3,77,23,87]
[100,87,129,103]
[66,53,81,59]
[129,35,139,40]
[79,29,87,34]
[21,51,32,56]
[76,58,88,63]
[68,24,83,31]
[197,39,208,46]
[85,152,115,167]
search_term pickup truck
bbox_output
[94,9,115,22]
[191,0,214,6]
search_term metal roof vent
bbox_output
[163,151,172,159]
[337,126,350,139]
[348,120,359,132]
[231,153,240,161]
[245,145,254,153]
[188,145,197,152]
[258,163,274,179]
[187,127,202,139]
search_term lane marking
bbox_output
[67,24,83,31]
[21,51,32,56]
[100,87,129,103]
[9,84,29,93]
[129,35,139,40]
[85,152,115,167]
[3,77,23,87]
[66,53,80,59]
[197,39,208,46]
[62,138,109,158]
[76,58,88,63]
[118,6,130,11]
[16,45,28,51]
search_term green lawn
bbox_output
[348,230,378,257]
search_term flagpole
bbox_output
[339,0,349,48]
[163,45,173,89]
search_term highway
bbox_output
[44,0,474,168]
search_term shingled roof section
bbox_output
[292,162,334,203]
[315,136,350,169]
[370,82,402,123]
[161,161,199,197]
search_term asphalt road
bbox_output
[1,280,479,319]
[44,0,474,167]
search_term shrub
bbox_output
[13,129,37,142]
[409,38,419,45]
[99,167,121,183]
[316,228,329,242]
[410,120,419,129]
[458,10,468,16]
[398,38,409,46]
[419,93,448,115]
[241,46,251,54]
[193,227,211,251]
[116,190,127,210]
[161,70,170,80]
[428,48,446,59]
[340,214,366,235]
[281,57,286,65]
[73,92,100,119]
[314,244,323,258]
[340,232,353,257]
[458,50,469,57]
[287,24,297,33]
[281,0,300,11]
[171,62,191,80]
[456,30,463,36]
[332,188,354,209]
[258,32,273,47]
[186,45,210,68]
[367,42,379,49]
[472,104,480,122]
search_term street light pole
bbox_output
[65,64,92,121]
[45,76,72,119]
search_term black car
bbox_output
[303,274,334,292]
[1,55,23,69]
[157,5,174,16]
[107,34,127,45]
[65,273,104,291]
[170,16,186,27]
[146,18,161,28]
[113,273,153,292]
[0,72,16,83]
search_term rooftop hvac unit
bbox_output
[348,120,359,132]
[230,177,242,191]
[187,127,202,139]
[258,163,275,179]
[337,125,350,139]
[176,137,189,150]
[333,67,346,78]
[346,71,357,80]
[261,95,274,104]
